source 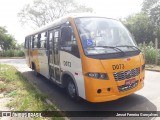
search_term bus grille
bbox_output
[113,67,140,81]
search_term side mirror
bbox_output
[61,27,72,42]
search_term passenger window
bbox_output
[53,30,59,65]
[31,36,33,48]
[33,34,38,48]
[49,31,53,64]
[25,38,28,48]
[61,24,80,57]
[31,36,34,48]
[40,32,47,48]
[29,37,31,48]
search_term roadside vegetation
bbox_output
[0,64,64,120]
[121,0,160,67]
[139,42,160,65]
[0,49,24,57]
[0,26,25,58]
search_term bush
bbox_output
[139,42,160,65]
[145,46,156,64]
[16,50,25,57]
[0,50,25,57]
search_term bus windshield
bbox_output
[75,17,138,55]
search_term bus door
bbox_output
[48,29,61,83]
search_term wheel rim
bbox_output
[68,81,76,98]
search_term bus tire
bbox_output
[67,79,79,101]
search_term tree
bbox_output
[18,0,93,28]
[0,26,16,51]
[142,0,160,25]
[142,0,160,42]
[122,13,155,44]
[142,0,159,13]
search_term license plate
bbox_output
[125,78,136,85]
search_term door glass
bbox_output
[49,31,54,78]
[53,31,59,65]
[53,30,60,81]
[49,29,60,81]
[49,32,53,64]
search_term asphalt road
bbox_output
[0,59,160,120]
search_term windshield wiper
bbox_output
[116,45,141,51]
[95,46,125,54]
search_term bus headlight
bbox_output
[86,72,109,80]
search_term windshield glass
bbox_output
[75,17,137,55]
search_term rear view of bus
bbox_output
[72,17,145,102]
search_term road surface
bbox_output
[0,59,160,120]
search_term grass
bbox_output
[0,64,64,120]
[0,82,7,92]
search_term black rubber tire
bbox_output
[67,80,79,101]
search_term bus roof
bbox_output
[25,13,117,37]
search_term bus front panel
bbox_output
[72,17,145,102]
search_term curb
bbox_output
[145,69,160,72]
[0,57,25,59]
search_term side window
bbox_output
[33,34,38,48]
[31,36,34,48]
[24,38,27,48]
[28,37,31,48]
[61,24,79,57]
[53,30,59,65]
[49,31,53,64]
[49,32,53,50]
[54,31,59,53]
[40,32,47,48]
[25,37,30,49]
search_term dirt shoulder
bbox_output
[0,64,64,120]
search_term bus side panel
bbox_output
[24,48,30,67]
[60,51,86,99]
[32,49,40,73]
[38,49,49,79]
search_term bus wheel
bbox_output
[67,80,78,101]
